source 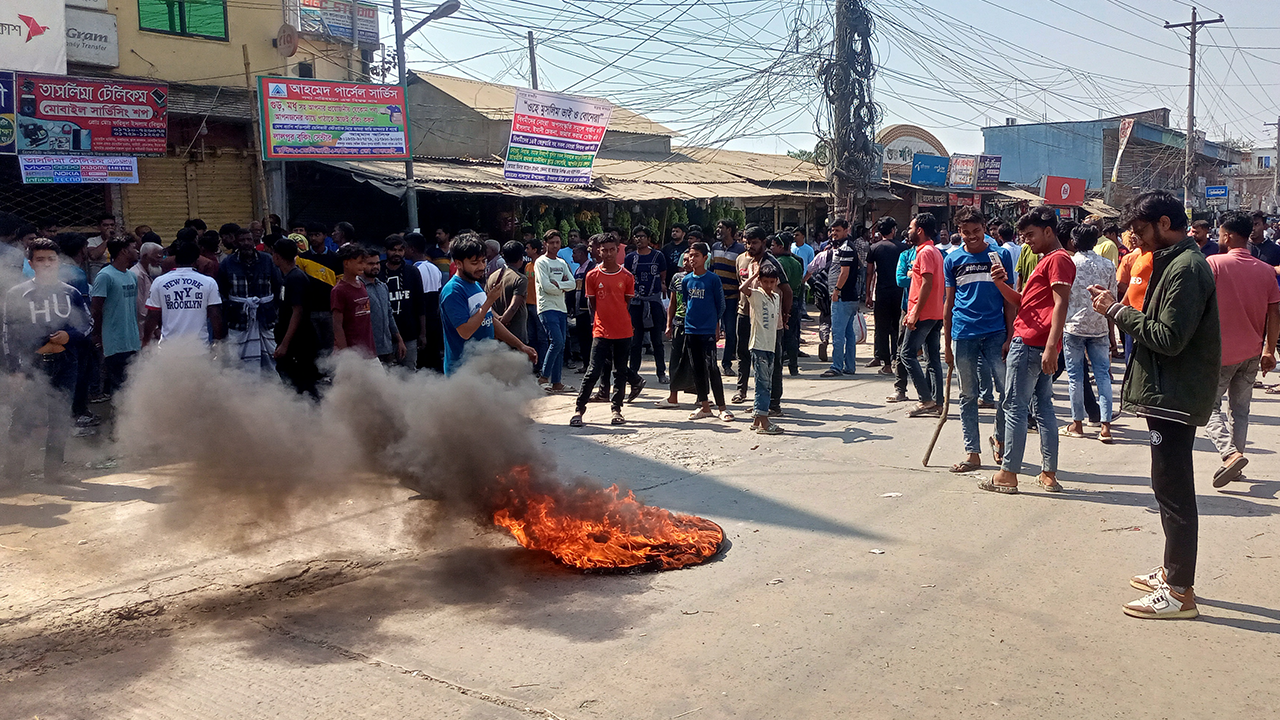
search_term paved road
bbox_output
[3,344,1278,719]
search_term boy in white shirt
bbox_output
[740,263,783,434]
[534,229,578,392]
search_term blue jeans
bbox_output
[997,337,1058,474]
[901,319,943,403]
[527,309,548,374]
[829,300,859,373]
[751,348,775,416]
[977,356,996,404]
[955,332,1007,455]
[1064,332,1113,422]
[539,310,567,384]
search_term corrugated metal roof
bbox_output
[168,83,255,121]
[592,155,744,184]
[679,146,826,184]
[409,71,678,138]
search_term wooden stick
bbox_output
[922,364,954,467]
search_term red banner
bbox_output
[1043,176,1086,207]
[14,73,167,156]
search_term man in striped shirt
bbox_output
[711,218,745,375]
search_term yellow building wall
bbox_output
[102,0,360,86]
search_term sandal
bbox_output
[1099,431,1114,444]
[569,414,584,428]
[978,477,1019,495]
[1038,474,1063,492]
[908,404,941,418]
[1059,426,1085,439]
[988,435,1004,465]
[950,459,981,474]
[720,410,735,422]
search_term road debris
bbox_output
[869,548,885,554]
[880,492,903,498]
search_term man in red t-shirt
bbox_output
[572,236,642,427]
[900,213,947,417]
[331,244,376,357]
[983,206,1075,494]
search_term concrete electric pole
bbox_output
[1267,117,1280,212]
[824,0,878,222]
[527,31,539,90]
[1165,7,1223,215]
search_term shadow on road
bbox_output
[1197,597,1280,635]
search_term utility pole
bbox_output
[1267,117,1280,212]
[823,0,878,222]
[527,31,539,90]
[1165,7,1223,216]
[350,0,362,81]
[244,44,270,222]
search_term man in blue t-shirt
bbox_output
[439,234,537,375]
[943,207,1015,474]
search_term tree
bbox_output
[787,149,817,163]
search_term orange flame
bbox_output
[490,466,725,571]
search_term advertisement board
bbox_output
[14,73,167,155]
[916,191,947,207]
[910,154,949,187]
[299,0,378,44]
[259,77,408,160]
[0,71,15,155]
[19,154,138,183]
[1111,118,1134,183]
[975,155,1002,192]
[1043,176,1086,207]
[0,0,67,74]
[503,88,612,185]
[66,8,119,68]
[947,154,976,188]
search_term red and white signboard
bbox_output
[1,0,67,74]
[14,73,168,155]
[1043,175,1086,207]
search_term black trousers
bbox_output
[783,302,801,371]
[735,315,783,410]
[1147,417,1198,588]
[628,301,667,378]
[873,294,901,364]
[277,348,321,398]
[686,333,726,406]
[576,337,632,413]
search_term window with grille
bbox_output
[0,157,109,230]
[138,0,228,41]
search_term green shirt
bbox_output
[670,270,688,323]
[1015,243,1039,290]
[776,253,804,296]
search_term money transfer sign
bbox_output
[19,154,138,183]
[14,73,167,155]
[504,88,613,185]
[259,78,408,160]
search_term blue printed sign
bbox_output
[1205,185,1228,199]
[910,153,949,187]
[0,71,14,155]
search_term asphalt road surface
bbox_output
[3,339,1278,719]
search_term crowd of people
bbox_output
[3,192,1280,621]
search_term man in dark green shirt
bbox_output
[771,234,805,375]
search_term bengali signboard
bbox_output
[259,77,408,160]
[916,190,948,207]
[975,155,1002,192]
[0,71,15,155]
[504,88,612,185]
[948,154,977,188]
[1111,118,1134,183]
[0,0,67,74]
[14,73,167,155]
[299,0,378,44]
[19,154,138,183]
[909,154,949,187]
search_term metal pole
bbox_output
[527,31,538,90]
[394,0,418,231]
[1185,7,1197,214]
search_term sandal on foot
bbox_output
[950,460,981,474]
[1099,432,1114,444]
[1038,474,1064,492]
[1213,454,1249,488]
[654,399,679,409]
[569,414,584,428]
[908,404,941,418]
[978,477,1019,494]
[1059,426,1085,439]
[988,435,1004,465]
[720,410,735,422]
[688,407,714,420]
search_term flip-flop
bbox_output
[1059,426,1085,438]
[950,460,981,474]
[908,404,941,418]
[1038,474,1064,492]
[988,435,1004,465]
[1214,455,1249,488]
[1099,432,1114,444]
[978,477,1019,494]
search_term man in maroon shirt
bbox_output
[331,244,375,357]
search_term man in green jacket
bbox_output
[1089,190,1220,621]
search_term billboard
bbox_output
[14,73,167,155]
[66,8,119,68]
[19,154,138,183]
[503,88,612,185]
[975,155,1002,192]
[1043,176,1086,207]
[948,154,976,188]
[910,154,949,187]
[259,77,408,160]
[0,71,14,155]
[0,0,67,74]
[299,0,378,45]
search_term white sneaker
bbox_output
[1130,567,1164,593]
[1123,584,1198,620]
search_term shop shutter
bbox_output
[122,157,189,241]
[193,155,255,227]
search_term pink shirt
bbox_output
[1209,248,1280,366]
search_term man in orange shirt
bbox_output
[1116,229,1154,359]
[571,236,642,427]
[901,213,946,418]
